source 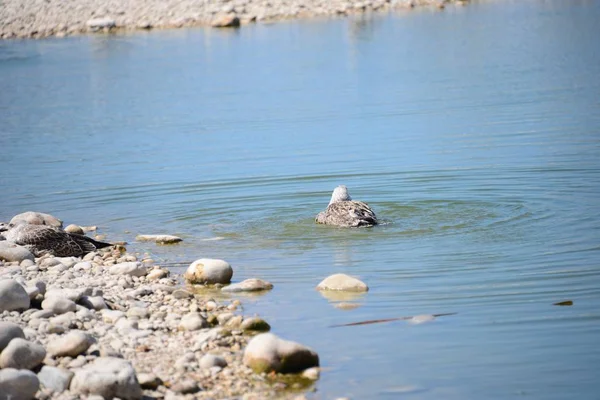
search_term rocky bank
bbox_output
[0,0,469,40]
[0,214,321,400]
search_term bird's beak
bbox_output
[0,223,8,232]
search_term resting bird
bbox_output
[315,185,379,227]
[0,221,112,257]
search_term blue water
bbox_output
[1,1,600,398]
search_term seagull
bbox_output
[315,185,379,227]
[0,221,112,257]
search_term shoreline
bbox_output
[0,0,468,40]
[0,215,318,399]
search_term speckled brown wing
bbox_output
[316,200,378,227]
[14,225,85,257]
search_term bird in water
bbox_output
[0,221,112,257]
[315,185,379,227]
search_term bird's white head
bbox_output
[329,185,352,205]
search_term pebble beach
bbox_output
[0,212,325,399]
[0,0,467,40]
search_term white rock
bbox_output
[0,338,46,370]
[147,268,169,280]
[42,296,77,314]
[70,357,142,399]
[0,368,40,399]
[199,354,227,369]
[86,17,117,31]
[179,313,209,331]
[0,321,25,351]
[64,224,84,234]
[45,288,85,302]
[109,262,147,277]
[221,278,273,292]
[10,211,62,227]
[0,241,35,263]
[38,365,74,392]
[0,279,30,311]
[101,309,126,324]
[184,258,233,285]
[243,333,319,373]
[47,330,94,357]
[135,234,183,244]
[316,273,369,292]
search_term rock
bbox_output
[172,289,193,299]
[0,338,46,370]
[0,368,40,400]
[0,241,35,262]
[45,288,85,302]
[101,309,126,324]
[38,366,74,392]
[240,317,271,332]
[222,278,273,292]
[10,211,62,228]
[0,279,30,311]
[0,321,25,351]
[146,268,169,280]
[64,224,84,234]
[127,306,150,319]
[25,286,40,300]
[184,258,233,285]
[137,372,161,389]
[109,262,147,277]
[302,367,320,380]
[42,296,77,314]
[199,354,227,369]
[316,273,369,292]
[171,379,200,394]
[211,14,241,28]
[30,309,55,319]
[179,312,209,331]
[243,333,319,374]
[135,234,183,244]
[70,357,142,399]
[86,17,117,31]
[79,295,108,310]
[47,330,94,357]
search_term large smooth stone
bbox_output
[0,241,35,262]
[109,262,147,277]
[179,313,209,331]
[316,273,369,292]
[0,368,40,400]
[70,357,142,399]
[184,258,233,285]
[38,366,74,392]
[0,279,30,312]
[0,321,25,352]
[243,333,319,374]
[79,295,108,310]
[47,330,94,357]
[135,234,182,244]
[41,296,77,315]
[221,278,273,293]
[0,338,46,370]
[10,211,62,228]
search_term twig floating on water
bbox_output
[329,312,457,328]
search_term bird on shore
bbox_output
[0,221,112,257]
[315,185,379,227]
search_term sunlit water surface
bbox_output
[1,1,600,398]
